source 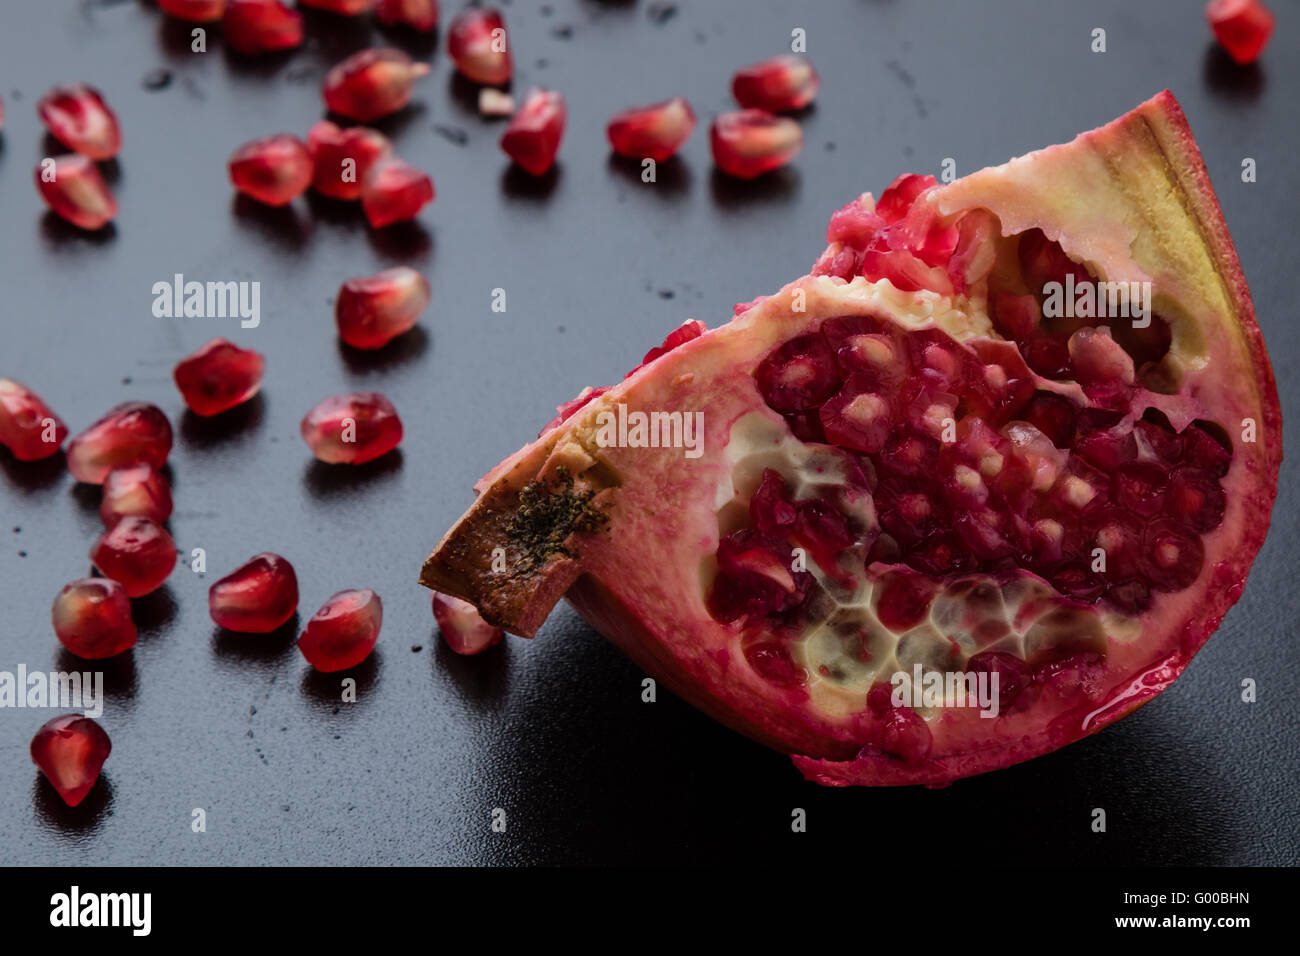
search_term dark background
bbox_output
[1,0,1296,866]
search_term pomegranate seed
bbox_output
[306,121,391,201]
[375,0,439,31]
[34,155,117,231]
[478,87,514,117]
[360,157,435,227]
[336,267,431,349]
[731,55,820,113]
[67,402,173,485]
[1167,467,1227,532]
[710,109,802,179]
[966,652,1031,709]
[0,379,68,461]
[30,715,111,807]
[51,578,137,659]
[432,592,503,655]
[299,0,374,14]
[90,516,177,597]
[1141,519,1205,591]
[880,705,932,763]
[744,641,804,686]
[1181,423,1232,477]
[37,84,122,160]
[300,392,403,464]
[876,173,938,224]
[874,570,937,632]
[447,7,511,85]
[755,333,839,413]
[990,292,1041,340]
[209,552,299,632]
[633,319,707,372]
[158,0,227,22]
[228,134,312,206]
[298,589,382,671]
[323,48,430,122]
[101,464,173,527]
[1207,0,1274,64]
[606,97,697,162]
[173,338,265,416]
[501,88,566,175]
[222,0,304,55]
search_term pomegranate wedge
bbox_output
[420,92,1281,787]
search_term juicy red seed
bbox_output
[222,0,304,55]
[336,267,431,350]
[1020,332,1072,379]
[627,320,707,378]
[447,7,511,85]
[375,0,440,31]
[1141,519,1205,591]
[907,533,973,575]
[158,0,226,22]
[1112,461,1168,516]
[306,120,391,201]
[299,0,373,13]
[173,338,265,416]
[1017,228,1088,292]
[298,589,382,671]
[100,463,173,527]
[990,292,1041,340]
[1134,417,1181,463]
[539,385,611,435]
[754,333,839,413]
[361,157,435,228]
[51,578,137,659]
[879,432,939,479]
[228,134,312,206]
[34,154,118,230]
[875,173,938,225]
[1206,0,1275,64]
[825,199,885,248]
[743,641,804,686]
[1082,508,1145,578]
[874,570,936,632]
[1167,468,1226,533]
[432,592,503,655]
[710,109,802,179]
[1074,426,1138,470]
[300,392,403,464]
[323,48,430,122]
[792,498,853,574]
[0,379,68,461]
[750,468,796,535]
[1017,391,1077,448]
[1049,562,1105,603]
[67,402,173,485]
[606,97,697,162]
[1180,423,1232,477]
[209,552,299,633]
[730,55,820,113]
[501,88,566,176]
[859,237,947,294]
[37,84,121,160]
[90,516,177,598]
[711,531,808,622]
[1068,327,1135,388]
[820,382,892,454]
[30,715,111,808]
[880,706,932,763]
[965,651,1031,709]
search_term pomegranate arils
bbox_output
[300,0,374,13]
[1206,0,1274,64]
[874,571,936,632]
[307,121,392,201]
[209,552,299,633]
[0,379,68,461]
[447,7,511,85]
[606,97,697,162]
[90,516,177,597]
[1181,423,1232,477]
[173,338,265,416]
[1167,468,1226,533]
[731,55,820,113]
[300,392,403,464]
[501,88,566,176]
[67,402,173,485]
[336,267,430,349]
[879,705,932,764]
[876,174,938,224]
[754,333,839,413]
[375,0,439,31]
[37,84,121,160]
[158,0,226,22]
[1141,519,1205,591]
[750,469,797,535]
[361,157,435,228]
[30,715,111,808]
[35,155,117,231]
[433,592,503,655]
[229,134,312,206]
[632,320,707,374]
[323,48,430,122]
[100,464,173,527]
[710,109,802,180]
[298,589,382,671]
[1017,391,1077,448]
[1112,461,1167,516]
[52,578,137,659]
[222,0,304,54]
[744,641,805,687]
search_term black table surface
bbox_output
[1,0,1296,866]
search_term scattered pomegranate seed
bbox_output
[1207,0,1274,64]
[209,552,299,633]
[306,120,391,201]
[501,88,566,175]
[173,338,266,417]
[875,173,938,224]
[447,7,511,85]
[222,0,304,55]
[37,84,122,160]
[0,379,68,461]
[432,592,503,655]
[375,0,439,31]
[360,157,434,228]
[710,109,802,179]
[90,516,177,598]
[158,0,227,22]
[336,267,431,349]
[478,87,514,117]
[299,0,374,13]
[300,392,403,464]
[51,578,137,659]
[606,97,697,162]
[34,155,118,231]
[322,48,430,122]
[228,134,313,206]
[731,55,820,113]
[298,589,382,671]
[30,715,111,808]
[67,402,173,485]
[101,463,173,527]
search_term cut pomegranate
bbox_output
[710,109,802,179]
[322,48,430,122]
[500,88,566,176]
[420,91,1281,788]
[228,134,312,206]
[52,578,137,659]
[375,0,439,31]
[37,84,121,160]
[606,97,696,162]
[30,715,111,808]
[361,157,435,228]
[90,516,177,597]
[34,155,117,231]
[158,0,226,22]
[300,392,403,464]
[173,338,265,416]
[307,121,391,201]
[100,463,173,527]
[447,7,511,85]
[222,0,304,54]
[66,402,173,485]
[433,591,503,655]
[336,267,430,349]
[1206,0,1274,64]
[730,55,820,113]
[209,552,299,633]
[298,589,382,671]
[299,0,373,13]
[0,379,68,461]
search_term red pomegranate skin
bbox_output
[30,715,112,807]
[298,589,382,671]
[52,578,137,659]
[209,553,300,633]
